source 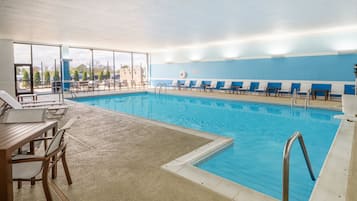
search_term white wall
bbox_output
[151,29,357,64]
[0,39,15,97]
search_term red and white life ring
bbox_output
[179,71,187,79]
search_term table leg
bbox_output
[0,150,13,201]
[51,126,58,179]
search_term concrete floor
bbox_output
[12,90,356,201]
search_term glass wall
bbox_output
[133,53,148,86]
[13,43,62,94]
[93,50,114,89]
[32,45,61,93]
[13,43,149,94]
[114,52,132,87]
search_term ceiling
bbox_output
[1,0,357,52]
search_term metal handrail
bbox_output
[291,89,297,107]
[282,132,316,201]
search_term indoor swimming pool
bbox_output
[73,92,340,201]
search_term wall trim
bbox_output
[152,51,346,65]
[150,78,355,84]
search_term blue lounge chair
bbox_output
[278,81,292,96]
[192,80,203,91]
[254,81,268,94]
[238,81,251,94]
[170,80,178,89]
[220,81,232,93]
[206,80,218,92]
[297,83,311,97]
[180,80,191,90]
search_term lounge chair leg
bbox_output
[17,181,22,189]
[51,155,57,179]
[29,141,35,154]
[62,151,72,185]
[42,163,53,201]
[44,132,48,150]
[31,177,36,186]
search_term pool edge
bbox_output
[67,92,349,201]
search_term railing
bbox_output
[70,91,77,99]
[154,83,168,94]
[291,89,297,107]
[291,89,309,109]
[282,132,316,201]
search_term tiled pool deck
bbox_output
[13,89,356,201]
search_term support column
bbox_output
[354,64,357,96]
[62,59,71,90]
[0,39,15,97]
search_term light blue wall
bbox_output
[151,54,357,81]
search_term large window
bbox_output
[133,53,148,85]
[13,43,149,94]
[32,45,61,93]
[13,43,62,95]
[69,48,92,81]
[93,50,114,89]
[114,52,132,87]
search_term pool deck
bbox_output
[13,89,356,201]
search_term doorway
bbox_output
[14,64,33,95]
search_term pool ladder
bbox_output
[154,83,167,94]
[291,89,309,109]
[70,91,77,99]
[282,132,316,201]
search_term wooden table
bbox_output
[0,120,58,201]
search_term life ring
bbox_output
[179,71,187,79]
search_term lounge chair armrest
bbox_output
[12,157,46,163]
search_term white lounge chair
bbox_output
[0,90,68,118]
[278,82,292,96]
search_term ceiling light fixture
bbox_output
[270,54,286,58]
[152,24,357,52]
[224,56,240,60]
[337,49,357,55]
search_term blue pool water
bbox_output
[73,92,340,201]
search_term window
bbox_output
[114,52,132,87]
[32,45,60,91]
[93,50,114,88]
[69,48,92,81]
[133,53,148,85]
